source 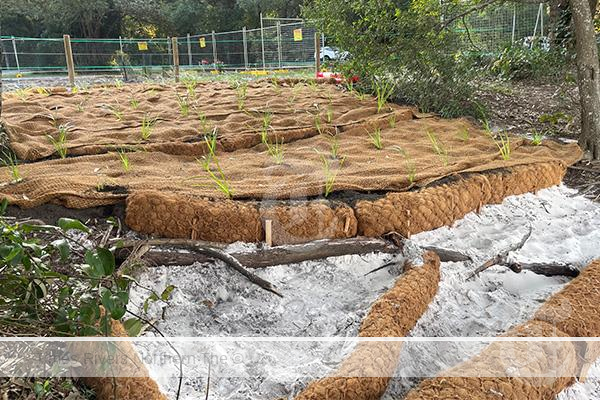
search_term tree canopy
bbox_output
[0,0,304,38]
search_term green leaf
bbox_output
[0,198,8,215]
[123,318,143,337]
[161,285,176,301]
[52,239,70,262]
[57,218,90,233]
[84,248,115,277]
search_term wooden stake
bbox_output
[172,37,180,83]
[63,34,75,87]
[265,219,273,247]
[314,32,321,78]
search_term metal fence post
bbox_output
[539,3,544,36]
[511,4,516,43]
[187,33,192,66]
[11,36,20,73]
[1,39,11,70]
[242,27,249,70]
[276,22,282,69]
[167,37,172,65]
[63,35,76,86]
[172,37,180,82]
[260,13,266,70]
[212,31,218,69]
[314,32,321,78]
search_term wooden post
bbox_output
[314,32,321,78]
[172,37,180,83]
[63,34,75,87]
[265,220,273,247]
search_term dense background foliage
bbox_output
[0,0,303,38]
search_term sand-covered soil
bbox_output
[128,185,600,399]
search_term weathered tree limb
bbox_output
[117,237,470,271]
[421,246,472,262]
[467,226,533,280]
[118,239,283,297]
[499,261,580,277]
[117,237,401,268]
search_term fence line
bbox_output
[0,21,319,76]
[0,5,547,77]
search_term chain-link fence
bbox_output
[0,5,549,76]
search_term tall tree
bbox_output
[570,0,600,159]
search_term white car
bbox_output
[319,46,349,61]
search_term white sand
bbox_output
[129,184,600,399]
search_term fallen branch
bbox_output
[118,239,282,297]
[499,261,580,277]
[467,226,533,280]
[117,237,402,269]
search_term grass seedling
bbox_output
[141,115,157,140]
[184,80,197,99]
[271,78,282,95]
[47,123,71,159]
[326,106,334,124]
[320,154,345,197]
[495,132,511,160]
[307,80,318,92]
[194,131,234,199]
[130,98,140,110]
[458,127,470,141]
[389,114,396,128]
[392,146,417,185]
[314,114,323,135]
[47,113,59,127]
[265,136,285,165]
[426,130,449,166]
[14,88,30,101]
[261,112,273,145]
[36,87,51,96]
[117,150,131,172]
[115,79,124,89]
[373,79,395,113]
[531,130,543,145]
[76,101,86,113]
[1,151,21,182]
[368,127,383,150]
[175,93,190,117]
[236,82,248,111]
[481,119,492,136]
[109,105,124,121]
[198,112,211,135]
[327,134,340,159]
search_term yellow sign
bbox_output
[199,37,206,48]
[137,42,148,51]
[293,29,303,42]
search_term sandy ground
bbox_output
[128,184,600,399]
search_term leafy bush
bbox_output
[304,0,480,117]
[0,201,164,337]
[486,45,570,81]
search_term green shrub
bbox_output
[304,0,480,118]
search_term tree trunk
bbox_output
[0,35,3,118]
[571,0,600,159]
